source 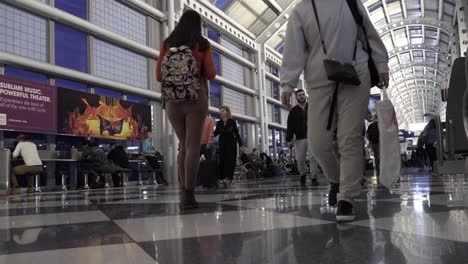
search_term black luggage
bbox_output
[197,160,218,188]
[261,166,274,178]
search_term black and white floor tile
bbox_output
[1,168,468,263]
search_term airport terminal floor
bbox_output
[0,169,467,264]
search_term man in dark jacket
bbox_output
[108,143,130,187]
[286,89,319,186]
[366,116,380,176]
[81,141,126,188]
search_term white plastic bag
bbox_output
[376,87,401,188]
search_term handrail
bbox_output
[209,40,256,69]
[208,106,258,123]
[121,0,166,21]
[265,71,280,83]
[268,122,287,130]
[2,0,159,59]
[0,52,161,100]
[214,76,257,96]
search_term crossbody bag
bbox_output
[311,0,361,86]
[311,0,362,130]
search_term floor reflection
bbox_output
[1,169,468,263]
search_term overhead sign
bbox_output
[0,75,57,133]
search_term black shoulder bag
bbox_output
[311,0,361,86]
[345,0,380,88]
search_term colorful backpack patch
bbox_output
[161,46,200,108]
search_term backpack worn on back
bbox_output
[161,46,200,108]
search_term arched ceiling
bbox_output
[366,0,457,124]
[209,0,460,125]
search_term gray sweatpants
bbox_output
[295,138,319,178]
[307,65,371,203]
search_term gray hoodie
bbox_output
[280,0,389,91]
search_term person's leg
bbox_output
[295,139,308,186]
[183,95,208,191]
[219,147,227,180]
[219,143,237,187]
[144,156,167,184]
[111,173,120,187]
[426,144,436,171]
[226,144,238,181]
[166,102,187,189]
[9,165,28,194]
[10,165,22,188]
[204,145,212,161]
[372,143,380,176]
[309,155,320,186]
[334,65,371,221]
[167,94,208,209]
[144,155,159,170]
[200,144,207,157]
[18,166,42,192]
[306,138,320,185]
[307,84,341,205]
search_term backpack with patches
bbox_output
[161,46,200,108]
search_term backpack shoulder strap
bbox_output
[345,0,363,25]
[346,0,373,54]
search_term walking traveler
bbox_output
[420,119,437,171]
[157,10,216,209]
[213,106,243,188]
[286,89,319,186]
[280,0,389,221]
[367,116,380,176]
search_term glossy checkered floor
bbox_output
[1,168,468,264]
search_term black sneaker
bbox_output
[311,178,319,186]
[300,175,306,186]
[336,200,355,222]
[180,190,199,210]
[360,177,367,187]
[328,183,339,207]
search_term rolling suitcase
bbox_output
[197,159,218,188]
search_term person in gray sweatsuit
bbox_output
[280,0,389,222]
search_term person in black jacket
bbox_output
[214,105,243,188]
[107,143,129,187]
[286,89,319,186]
[366,116,379,176]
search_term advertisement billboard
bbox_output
[0,75,57,134]
[57,88,151,140]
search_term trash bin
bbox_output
[0,149,11,195]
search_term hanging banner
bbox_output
[57,88,151,140]
[0,75,57,133]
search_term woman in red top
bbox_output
[157,10,216,209]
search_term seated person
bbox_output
[260,152,273,167]
[240,147,252,165]
[249,148,259,162]
[239,147,260,178]
[277,151,288,168]
[10,134,43,194]
[142,132,167,185]
[80,141,123,188]
[247,148,264,169]
[107,143,130,187]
